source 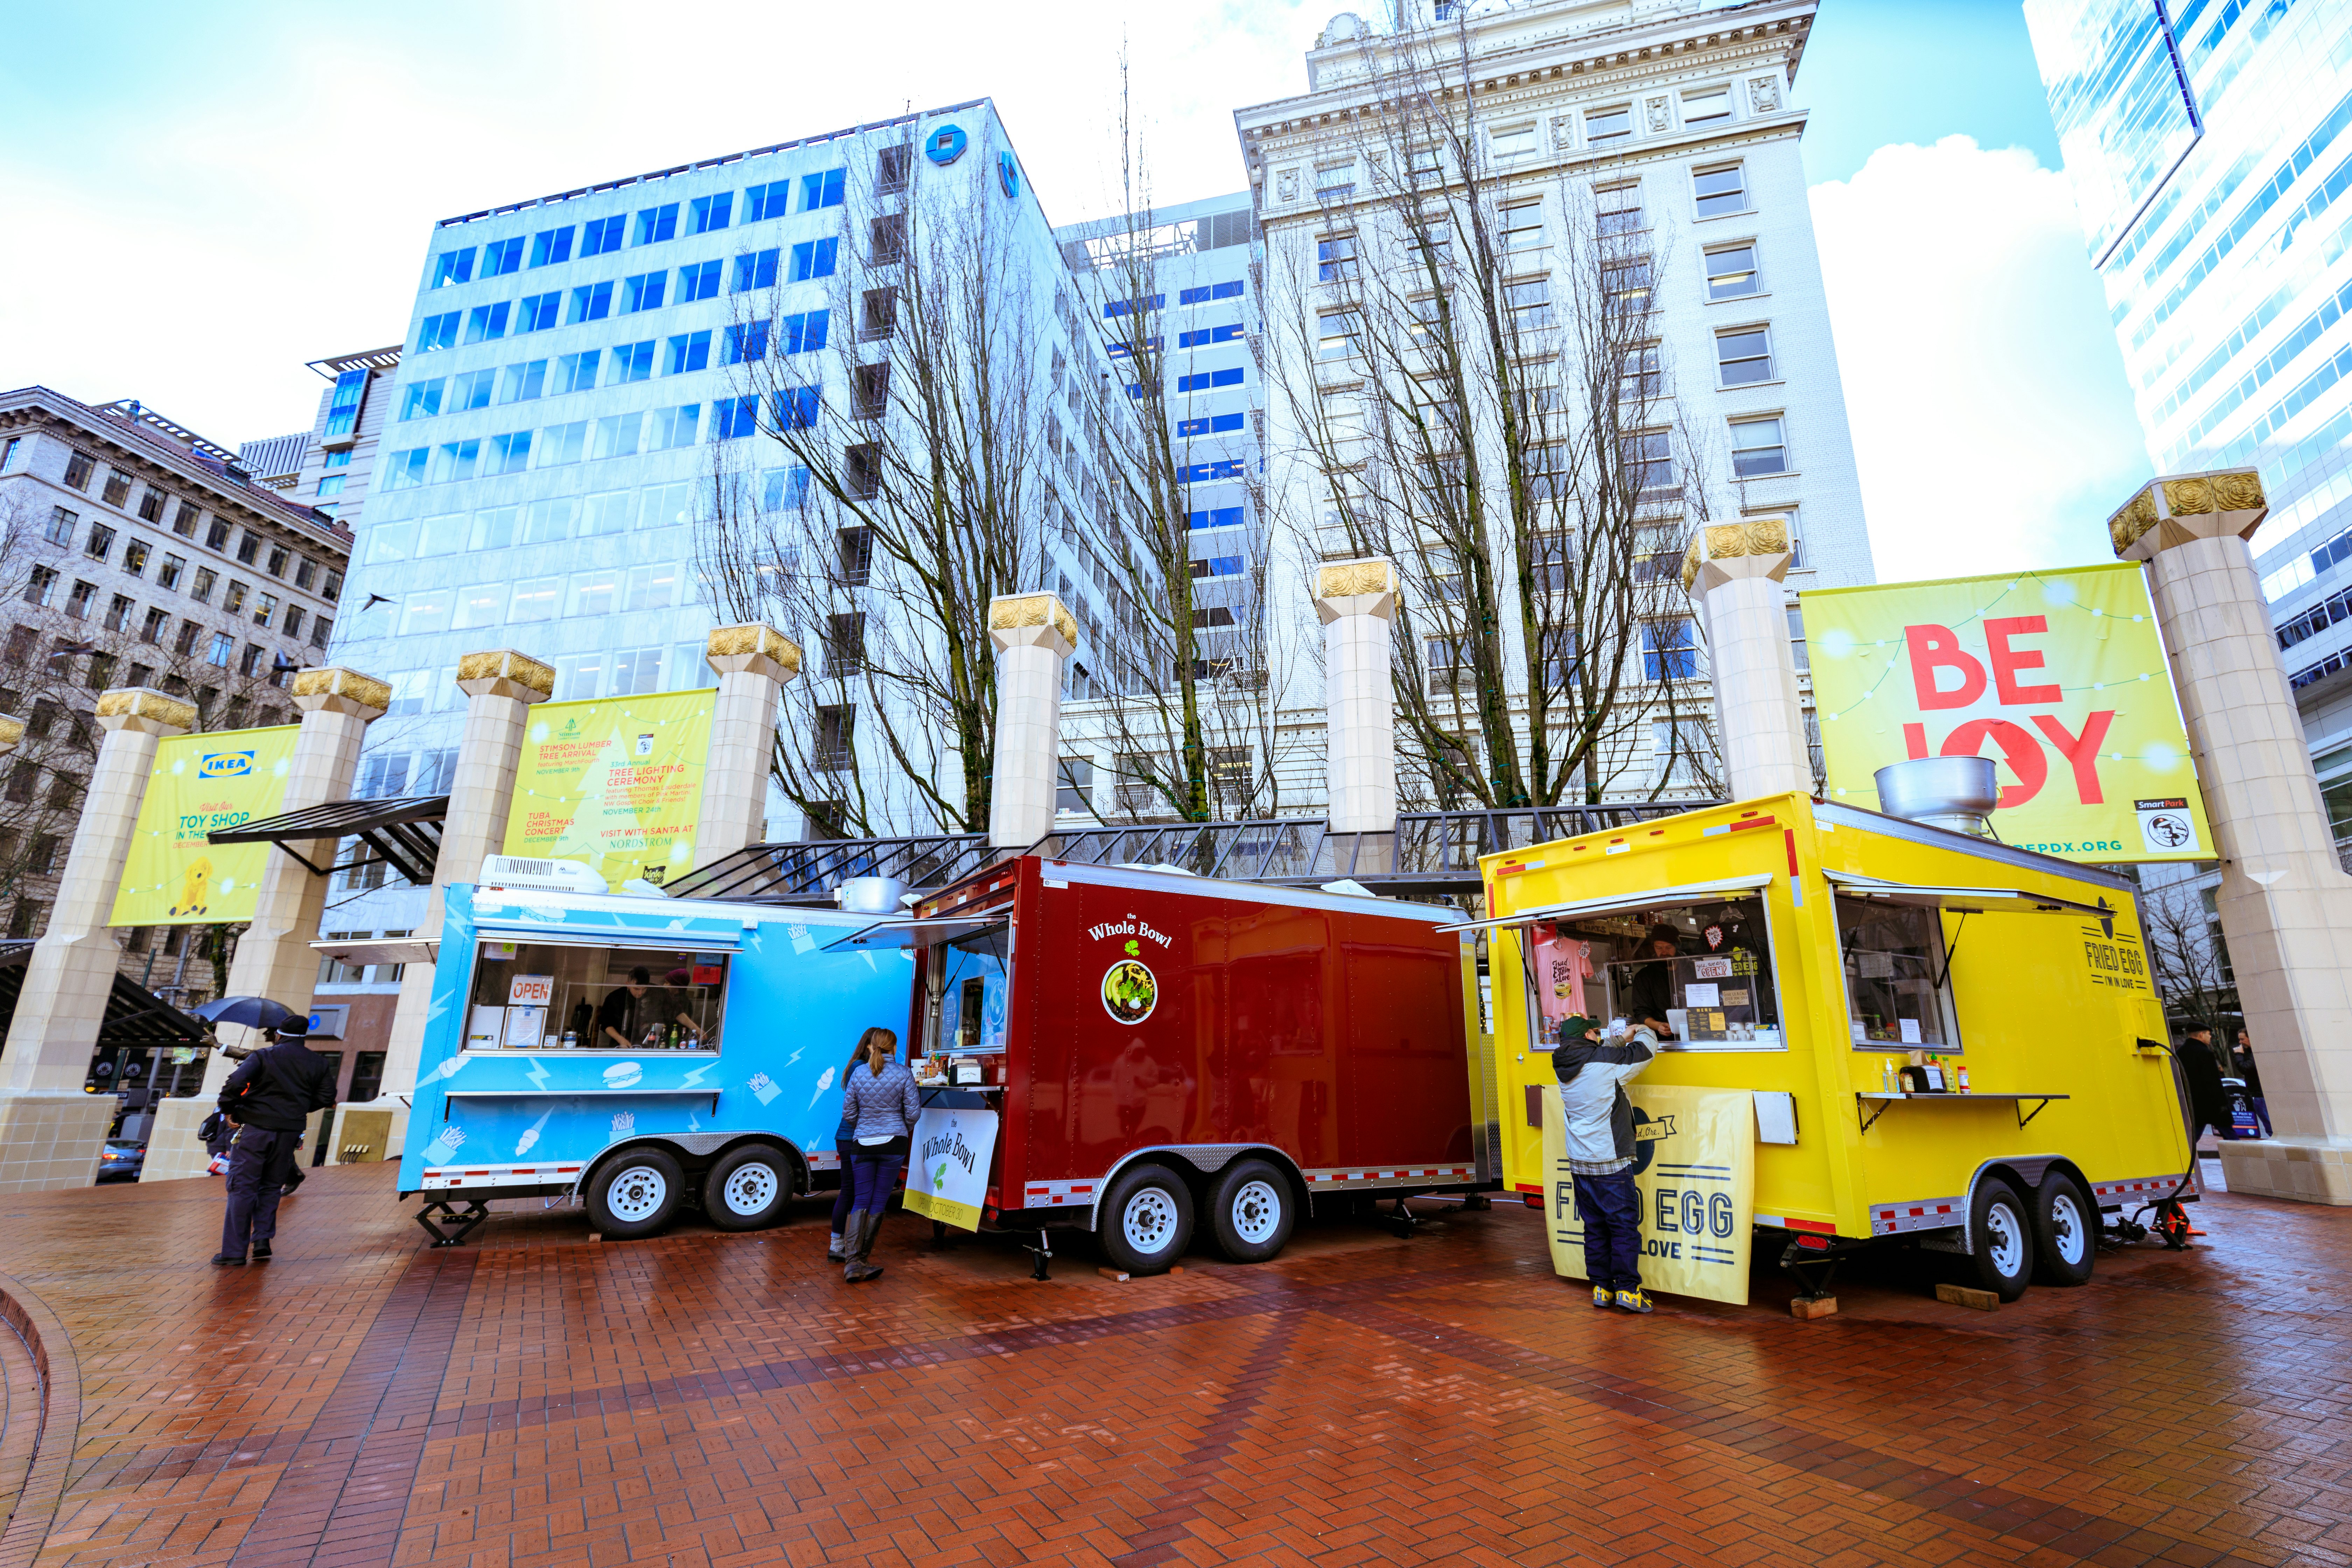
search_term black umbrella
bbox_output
[190,996,302,1031]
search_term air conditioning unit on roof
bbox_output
[477,855,606,895]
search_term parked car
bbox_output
[96,1140,148,1183]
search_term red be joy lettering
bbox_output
[1898,616,2114,808]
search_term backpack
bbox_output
[197,1110,226,1143]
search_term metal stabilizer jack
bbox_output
[1022,1229,1053,1280]
[414,1198,490,1248]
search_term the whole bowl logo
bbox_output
[603,1060,643,1089]
[1101,959,1157,1024]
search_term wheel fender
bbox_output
[1088,1145,1308,1229]
[577,1135,808,1205]
[1959,1155,2063,1254]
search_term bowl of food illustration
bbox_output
[1101,960,1158,1024]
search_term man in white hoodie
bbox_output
[1553,1013,1659,1313]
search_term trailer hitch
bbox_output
[415,1198,491,1248]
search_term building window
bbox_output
[712,396,759,440]
[687,192,732,235]
[581,215,625,256]
[517,292,561,332]
[63,450,94,490]
[1316,234,1357,283]
[790,238,838,281]
[877,143,912,194]
[1704,243,1759,300]
[172,500,200,537]
[622,272,667,313]
[206,632,234,666]
[223,580,248,616]
[634,203,679,245]
[853,364,890,420]
[1682,86,1731,124]
[1694,161,1748,218]
[103,594,133,632]
[64,579,96,618]
[736,247,782,292]
[415,311,460,352]
[530,225,574,267]
[1643,620,1699,681]
[1730,415,1788,476]
[844,444,882,500]
[607,340,656,384]
[1489,122,1537,160]
[102,469,131,506]
[205,517,232,551]
[1788,603,1809,671]
[1653,717,1712,788]
[1501,200,1547,254]
[44,506,74,544]
[324,368,367,437]
[1621,429,1676,501]
[430,247,475,287]
[860,288,896,341]
[312,616,332,649]
[266,546,288,578]
[1505,278,1553,332]
[1715,325,1774,386]
[137,486,166,523]
[1596,181,1643,235]
[665,331,712,376]
[464,301,510,343]
[482,236,524,276]
[1619,343,1662,403]
[744,181,789,223]
[1056,756,1095,815]
[173,620,200,654]
[869,214,906,264]
[782,310,830,354]
[236,531,260,565]
[253,592,278,628]
[569,280,614,323]
[294,557,317,590]
[802,168,846,210]
[677,259,722,302]
[141,606,169,643]
[189,567,216,603]
[1586,105,1631,146]
[815,705,856,770]
[1317,310,1362,360]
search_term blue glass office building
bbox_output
[2029,0,2352,841]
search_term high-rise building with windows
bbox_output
[2027,0,2352,850]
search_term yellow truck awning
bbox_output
[1435,874,1776,934]
[1821,870,2113,918]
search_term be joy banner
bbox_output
[111,726,300,926]
[1542,1083,1756,1305]
[501,689,715,893]
[1801,564,2214,862]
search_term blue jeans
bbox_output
[1573,1170,1643,1292]
[848,1146,905,1216]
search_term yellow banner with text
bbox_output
[110,726,301,926]
[500,689,715,893]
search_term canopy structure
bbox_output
[0,940,213,1050]
[1434,874,1780,934]
[208,794,449,885]
[1820,869,2115,919]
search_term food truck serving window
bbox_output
[1832,898,1959,1051]
[1528,896,1786,1052]
[926,923,1008,1061]
[467,940,727,1051]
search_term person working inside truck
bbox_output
[1553,1012,1659,1315]
[1621,924,1683,1039]
[595,966,700,1050]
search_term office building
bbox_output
[2028,1,2352,849]
[1236,0,1875,802]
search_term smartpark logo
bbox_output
[197,751,253,779]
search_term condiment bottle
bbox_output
[1956,1062,1970,1093]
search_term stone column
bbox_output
[700,623,802,864]
[1316,559,1399,840]
[1682,516,1811,801]
[987,593,1077,850]
[2112,470,2352,1203]
[337,650,552,1164]
[0,688,194,1193]
[142,667,390,1183]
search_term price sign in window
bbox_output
[509,973,555,1006]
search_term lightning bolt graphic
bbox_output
[679,1061,714,1089]
[524,1055,551,1091]
[687,1107,702,1132]
[785,1048,804,1066]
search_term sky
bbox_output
[0,0,2151,582]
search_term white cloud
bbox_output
[1809,135,2152,583]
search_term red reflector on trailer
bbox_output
[1783,1217,1836,1234]
[1728,815,1776,832]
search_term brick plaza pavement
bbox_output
[0,1163,2346,1568]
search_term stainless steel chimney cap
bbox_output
[1874,756,2000,837]
[835,875,911,915]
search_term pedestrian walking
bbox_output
[2177,1023,2230,1144]
[1553,1013,1659,1314]
[2233,1028,2272,1136]
[211,1017,337,1265]
[826,1035,874,1263]
[837,1026,920,1284]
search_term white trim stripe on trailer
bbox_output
[1870,1196,1966,1237]
[421,1163,585,1190]
[808,1151,841,1171]
[1303,1165,1477,1186]
[1024,1179,1100,1208]
[2090,1173,2191,1206]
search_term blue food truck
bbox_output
[397,877,927,1245]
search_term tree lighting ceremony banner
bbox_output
[1800,564,2216,863]
[501,688,716,893]
[110,725,300,926]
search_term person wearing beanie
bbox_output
[211,1015,338,1265]
[1553,1013,1660,1314]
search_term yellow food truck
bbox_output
[1462,788,2198,1303]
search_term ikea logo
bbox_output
[198,752,254,779]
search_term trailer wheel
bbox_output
[1207,1159,1295,1264]
[2030,1172,2096,1287]
[1098,1164,1194,1275]
[1965,1176,2033,1302]
[704,1144,792,1232]
[587,1149,683,1239]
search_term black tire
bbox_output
[2031,1172,2096,1287]
[1097,1163,1194,1274]
[587,1148,684,1239]
[1966,1176,2033,1302]
[1206,1158,1295,1264]
[704,1144,792,1232]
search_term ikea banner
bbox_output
[1542,1084,1755,1305]
[1801,564,2215,862]
[502,689,715,894]
[110,726,301,926]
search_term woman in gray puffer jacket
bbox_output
[838,1027,921,1282]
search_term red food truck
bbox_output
[836,855,1495,1274]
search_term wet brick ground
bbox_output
[0,1162,2346,1567]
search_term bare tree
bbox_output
[2141,876,2237,1036]
[1263,17,1734,811]
[696,137,1055,838]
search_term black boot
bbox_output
[844,1213,884,1283]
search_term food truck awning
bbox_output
[820,915,1006,952]
[1821,870,2114,918]
[1434,874,1777,934]
[310,936,438,968]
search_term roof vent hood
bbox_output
[1872,756,1999,838]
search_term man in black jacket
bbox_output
[212,1017,338,1265]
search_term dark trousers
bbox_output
[221,1126,300,1256]
[847,1148,904,1216]
[1573,1169,1643,1292]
